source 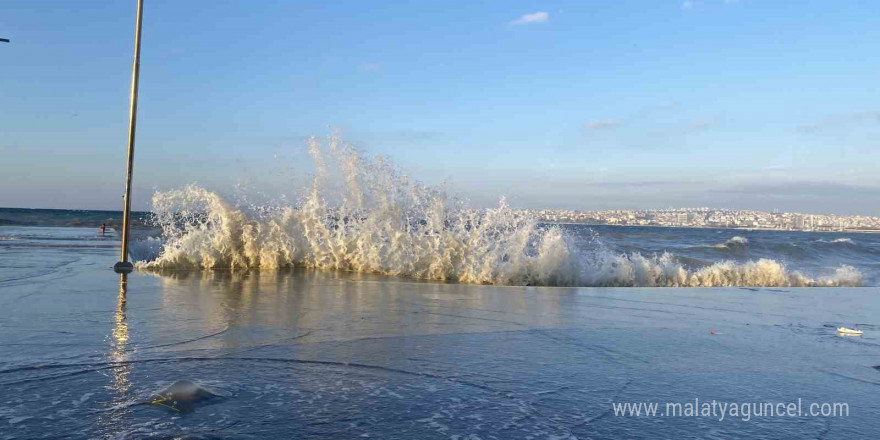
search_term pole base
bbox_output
[114,261,134,273]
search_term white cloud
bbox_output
[510,11,549,26]
[682,1,696,9]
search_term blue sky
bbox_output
[2,0,879,214]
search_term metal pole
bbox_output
[114,0,144,273]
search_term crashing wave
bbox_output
[135,137,863,288]
[137,137,581,286]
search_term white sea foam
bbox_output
[582,253,860,287]
[136,137,863,288]
[714,236,748,248]
[812,237,855,245]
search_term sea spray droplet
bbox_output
[136,137,863,288]
[138,137,581,286]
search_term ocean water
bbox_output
[0,226,879,439]
[2,140,879,438]
[0,207,151,228]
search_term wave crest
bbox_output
[714,236,749,248]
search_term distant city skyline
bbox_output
[534,207,880,233]
[2,1,879,214]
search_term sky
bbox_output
[1,0,879,214]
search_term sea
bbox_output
[1,142,879,438]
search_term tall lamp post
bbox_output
[114,0,144,273]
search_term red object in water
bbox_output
[710,330,716,335]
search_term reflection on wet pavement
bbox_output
[1,264,879,439]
